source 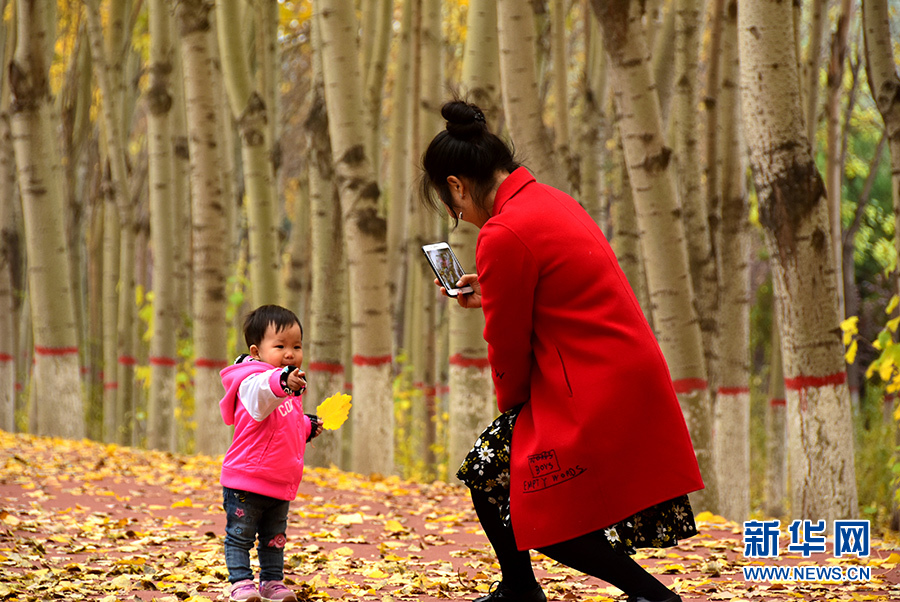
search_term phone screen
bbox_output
[422,243,473,296]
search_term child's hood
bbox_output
[219,360,275,425]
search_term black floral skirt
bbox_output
[457,407,699,555]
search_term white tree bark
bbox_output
[304,19,346,469]
[216,0,281,306]
[0,112,15,432]
[175,0,232,455]
[446,0,500,477]
[497,0,566,189]
[712,0,751,521]
[739,0,858,521]
[146,0,178,452]
[9,0,84,439]
[318,0,394,475]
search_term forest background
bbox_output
[1,0,899,538]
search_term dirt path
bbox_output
[1,432,897,601]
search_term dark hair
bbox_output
[420,100,520,225]
[243,305,303,348]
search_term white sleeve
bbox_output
[238,370,285,422]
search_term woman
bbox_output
[422,101,704,602]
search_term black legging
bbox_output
[471,489,674,601]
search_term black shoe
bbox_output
[626,594,682,602]
[474,581,547,602]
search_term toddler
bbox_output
[219,304,323,602]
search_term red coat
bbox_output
[476,168,704,550]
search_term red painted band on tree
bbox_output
[149,357,179,366]
[308,361,344,374]
[34,346,79,356]
[449,353,491,369]
[718,386,751,395]
[195,358,229,369]
[352,355,392,367]
[672,378,708,394]
[783,372,847,390]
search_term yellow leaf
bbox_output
[384,519,406,533]
[332,546,355,556]
[333,512,364,525]
[171,498,193,508]
[363,568,389,579]
[316,393,352,430]
[886,552,900,564]
[886,295,899,315]
[845,340,858,364]
[695,511,727,523]
[840,315,859,339]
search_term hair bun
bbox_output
[442,101,487,140]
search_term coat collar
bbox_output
[491,167,535,217]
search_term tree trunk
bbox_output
[0,111,15,432]
[175,0,232,455]
[591,0,716,512]
[803,0,827,148]
[9,0,84,438]
[825,0,855,319]
[387,0,414,354]
[551,0,572,188]
[674,0,718,387]
[101,179,120,441]
[318,0,394,475]
[304,20,346,469]
[712,0,751,521]
[497,0,565,189]
[739,0,858,521]
[862,0,900,303]
[216,0,281,306]
[146,0,178,452]
[446,0,501,476]
[416,0,442,478]
[363,0,392,176]
[765,314,788,517]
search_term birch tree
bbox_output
[318,0,394,475]
[739,0,858,521]
[446,0,498,475]
[590,0,717,511]
[216,0,281,306]
[146,0,178,451]
[673,0,718,382]
[9,0,84,438]
[175,0,232,455]
[304,20,346,470]
[0,0,16,431]
[85,0,136,444]
[712,0,752,521]
[497,0,566,189]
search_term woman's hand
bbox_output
[434,273,482,308]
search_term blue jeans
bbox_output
[223,487,291,583]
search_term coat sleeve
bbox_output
[238,368,290,422]
[477,222,539,413]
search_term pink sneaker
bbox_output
[259,580,298,602]
[228,579,261,602]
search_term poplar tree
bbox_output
[739,0,858,521]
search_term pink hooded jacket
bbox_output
[219,360,313,501]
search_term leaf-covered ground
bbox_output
[1,431,897,602]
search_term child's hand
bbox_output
[287,369,307,395]
[306,415,323,442]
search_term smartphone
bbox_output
[422,242,474,297]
